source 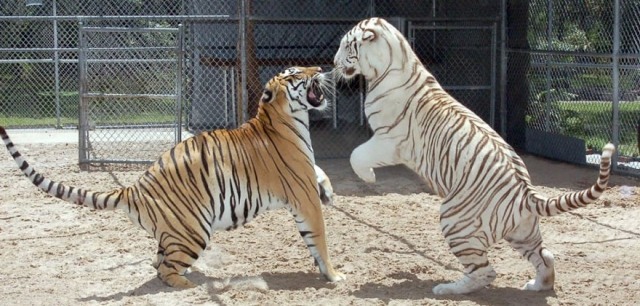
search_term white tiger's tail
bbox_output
[527,143,615,217]
[1,126,127,210]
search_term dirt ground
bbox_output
[1,141,639,306]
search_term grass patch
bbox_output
[0,117,77,128]
[1,113,177,129]
[557,101,640,157]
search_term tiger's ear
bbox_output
[261,89,274,103]
[363,29,376,41]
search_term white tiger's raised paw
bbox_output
[349,144,378,183]
[354,166,376,183]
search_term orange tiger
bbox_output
[1,66,345,288]
[334,17,614,294]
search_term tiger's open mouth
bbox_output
[307,78,325,107]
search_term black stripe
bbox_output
[113,191,123,209]
[594,184,604,193]
[104,193,112,207]
[243,199,249,221]
[299,231,312,238]
[34,174,45,186]
[56,184,65,198]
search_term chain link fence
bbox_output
[1,1,638,176]
[77,25,183,165]
[508,0,640,176]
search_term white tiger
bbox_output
[333,17,614,294]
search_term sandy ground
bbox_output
[1,140,639,306]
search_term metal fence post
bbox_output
[53,0,61,128]
[544,0,553,132]
[490,23,497,130]
[175,23,184,144]
[499,0,507,138]
[239,0,249,124]
[78,21,88,165]
[611,0,621,168]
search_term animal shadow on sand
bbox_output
[259,271,338,291]
[320,160,431,197]
[334,204,554,305]
[76,271,216,303]
[352,272,555,305]
[76,270,336,304]
[333,206,457,272]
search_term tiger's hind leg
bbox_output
[433,237,497,295]
[155,242,204,288]
[505,217,555,291]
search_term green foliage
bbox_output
[556,101,640,157]
[527,85,640,157]
[528,0,616,53]
[0,113,175,128]
[527,89,577,133]
[534,88,577,102]
[570,73,611,89]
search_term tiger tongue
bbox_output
[307,89,318,104]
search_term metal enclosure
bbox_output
[78,25,184,166]
[1,0,637,176]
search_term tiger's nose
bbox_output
[317,67,322,72]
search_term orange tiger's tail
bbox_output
[1,126,127,210]
[527,143,615,217]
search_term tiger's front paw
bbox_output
[315,165,335,205]
[353,166,376,183]
[349,145,377,183]
[325,271,347,282]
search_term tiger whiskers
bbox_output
[312,72,336,114]
[318,71,336,101]
[328,67,347,83]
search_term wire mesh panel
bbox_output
[78,25,183,166]
[1,0,506,164]
[0,15,75,128]
[508,0,640,176]
[408,22,497,128]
